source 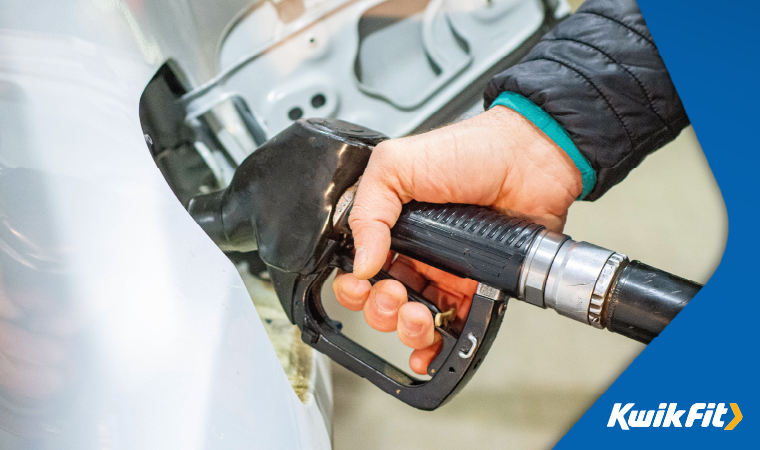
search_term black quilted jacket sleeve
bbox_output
[483,0,690,201]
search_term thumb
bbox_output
[348,147,407,280]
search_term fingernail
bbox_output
[354,247,367,271]
[374,293,399,313]
[401,316,424,335]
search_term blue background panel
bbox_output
[558,1,757,447]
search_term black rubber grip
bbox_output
[390,201,544,297]
[606,261,702,343]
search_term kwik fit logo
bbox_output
[608,403,742,430]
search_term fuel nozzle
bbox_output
[186,118,702,409]
[187,189,251,252]
[518,230,702,343]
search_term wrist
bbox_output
[486,105,583,201]
[489,92,594,200]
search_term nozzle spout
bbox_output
[187,189,257,252]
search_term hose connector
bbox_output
[588,252,628,328]
[519,231,629,328]
[519,231,701,343]
[543,240,626,326]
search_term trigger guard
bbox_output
[290,261,509,410]
[427,328,457,375]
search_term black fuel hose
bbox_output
[605,261,702,344]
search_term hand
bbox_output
[331,105,583,374]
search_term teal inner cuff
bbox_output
[489,91,596,200]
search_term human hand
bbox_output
[331,105,582,374]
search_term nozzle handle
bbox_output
[389,201,544,298]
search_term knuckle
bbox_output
[366,143,404,182]
[372,140,398,160]
[363,308,396,333]
[348,206,396,236]
[347,205,373,229]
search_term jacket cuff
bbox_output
[489,91,596,200]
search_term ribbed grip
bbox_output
[390,201,545,297]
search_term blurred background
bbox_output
[326,2,728,447]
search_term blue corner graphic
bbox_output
[557,1,757,448]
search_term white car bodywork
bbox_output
[0,0,564,448]
[0,1,332,448]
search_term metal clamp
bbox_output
[458,333,478,359]
[476,283,506,301]
[544,240,614,324]
[588,252,629,328]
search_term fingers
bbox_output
[396,302,435,350]
[336,267,440,342]
[409,335,443,375]
[333,271,371,312]
[399,282,471,374]
[349,220,392,280]
[334,254,477,375]
[348,143,407,280]
[332,268,443,376]
[333,273,409,332]
[362,279,408,332]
